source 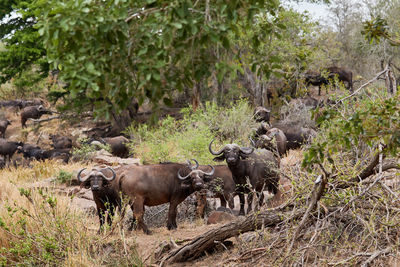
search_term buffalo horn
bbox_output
[202,165,215,176]
[99,167,116,181]
[77,168,88,182]
[189,159,199,170]
[208,139,225,155]
[249,137,256,147]
[240,146,254,155]
[177,168,191,180]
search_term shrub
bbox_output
[72,138,111,161]
[126,100,257,164]
[55,170,73,184]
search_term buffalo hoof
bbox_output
[167,224,177,230]
[143,228,152,235]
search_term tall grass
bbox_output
[126,100,258,164]
[0,160,143,266]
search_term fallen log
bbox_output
[159,208,305,264]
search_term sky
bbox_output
[288,2,330,21]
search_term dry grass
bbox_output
[0,160,89,184]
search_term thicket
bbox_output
[126,100,257,164]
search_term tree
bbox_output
[0,0,49,88]
[35,0,285,123]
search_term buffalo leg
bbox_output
[167,201,179,230]
[238,192,245,216]
[127,203,136,231]
[219,197,227,208]
[195,191,207,218]
[133,196,150,234]
[258,191,265,208]
[247,193,253,214]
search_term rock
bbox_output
[207,211,236,225]
[71,197,96,214]
[91,150,141,166]
[239,232,258,243]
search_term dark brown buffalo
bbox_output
[255,128,287,157]
[50,134,73,149]
[20,105,52,128]
[305,66,353,95]
[88,135,130,158]
[254,107,271,124]
[0,138,24,164]
[209,140,280,215]
[119,160,214,234]
[194,165,235,218]
[103,136,129,158]
[77,167,120,231]
[271,122,317,150]
[0,119,11,138]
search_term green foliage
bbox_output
[0,191,85,266]
[72,138,111,161]
[0,0,49,85]
[35,0,281,117]
[126,100,257,164]
[55,170,73,184]
[303,89,400,172]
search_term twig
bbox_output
[336,67,389,105]
[286,173,327,256]
[29,116,61,123]
[360,247,391,267]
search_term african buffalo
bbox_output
[17,144,45,161]
[0,119,11,138]
[120,160,215,233]
[209,140,280,215]
[194,165,236,218]
[50,135,73,149]
[254,107,271,124]
[255,128,287,157]
[0,138,24,164]
[305,66,353,95]
[20,105,52,128]
[87,136,129,158]
[271,122,317,150]
[77,167,121,231]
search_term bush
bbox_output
[71,138,111,161]
[55,170,73,184]
[126,100,258,164]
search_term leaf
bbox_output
[163,97,172,106]
[171,22,183,29]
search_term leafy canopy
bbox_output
[36,0,282,117]
[0,0,48,86]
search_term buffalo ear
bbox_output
[213,155,225,162]
[203,176,213,183]
[239,152,250,160]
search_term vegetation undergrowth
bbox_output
[126,100,258,164]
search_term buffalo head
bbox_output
[254,107,271,123]
[209,140,254,165]
[177,159,215,191]
[77,167,116,191]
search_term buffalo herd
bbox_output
[0,66,350,233]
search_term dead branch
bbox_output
[336,67,389,106]
[286,174,328,255]
[333,150,400,190]
[360,247,391,267]
[159,209,306,264]
[29,116,61,124]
